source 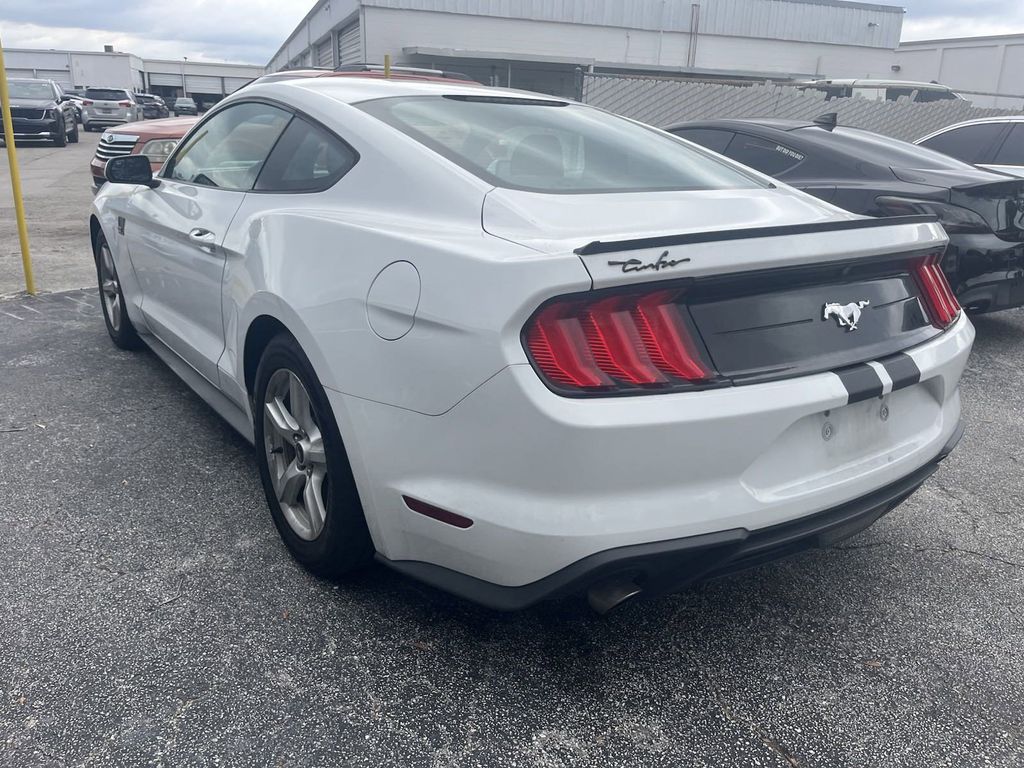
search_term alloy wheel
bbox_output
[263,368,329,541]
[98,242,122,332]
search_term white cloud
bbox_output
[1,21,265,63]
[903,15,1024,41]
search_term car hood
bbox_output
[10,98,56,109]
[111,116,198,140]
[481,186,860,254]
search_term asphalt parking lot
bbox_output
[1,136,1023,767]
[0,133,99,297]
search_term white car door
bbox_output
[124,101,292,385]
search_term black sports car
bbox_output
[668,117,1024,314]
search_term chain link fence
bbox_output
[581,73,1021,142]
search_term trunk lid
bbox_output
[482,187,860,256]
[491,185,952,387]
[892,167,1024,241]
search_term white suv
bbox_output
[81,87,142,131]
[917,117,1024,178]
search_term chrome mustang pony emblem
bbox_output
[823,300,870,331]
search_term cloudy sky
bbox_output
[0,0,1022,65]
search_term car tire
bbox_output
[68,120,79,144]
[94,232,142,350]
[254,334,375,579]
[52,118,67,147]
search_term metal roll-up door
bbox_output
[223,77,251,93]
[316,39,334,69]
[149,73,184,87]
[185,75,222,94]
[36,70,73,89]
[338,22,361,65]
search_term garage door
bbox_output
[149,73,184,87]
[338,22,361,65]
[316,39,334,69]
[223,77,252,93]
[36,69,73,89]
[185,75,222,94]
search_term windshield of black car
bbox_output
[9,82,55,100]
[358,95,765,193]
[809,127,980,171]
[86,89,129,101]
[176,99,195,105]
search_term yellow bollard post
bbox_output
[0,35,35,295]
[384,54,391,79]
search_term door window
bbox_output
[992,124,1024,166]
[165,102,291,191]
[725,134,806,176]
[255,117,358,192]
[918,123,1006,164]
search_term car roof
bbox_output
[916,115,1024,142]
[256,68,477,86]
[667,118,817,133]
[256,76,567,106]
[797,79,955,90]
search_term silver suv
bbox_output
[82,87,143,132]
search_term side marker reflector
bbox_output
[403,496,474,529]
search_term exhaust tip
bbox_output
[587,576,643,615]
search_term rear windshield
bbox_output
[176,98,196,105]
[810,127,978,171]
[86,88,130,101]
[9,81,56,100]
[358,95,763,194]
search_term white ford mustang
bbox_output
[90,75,974,612]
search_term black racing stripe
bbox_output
[836,364,884,404]
[880,353,921,392]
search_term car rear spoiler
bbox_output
[573,214,938,256]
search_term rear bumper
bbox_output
[332,312,973,598]
[380,420,963,611]
[947,235,1024,313]
[82,112,132,126]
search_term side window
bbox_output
[255,116,358,192]
[914,89,958,103]
[670,128,735,154]
[165,102,292,191]
[992,124,1024,166]
[725,134,806,176]
[919,123,1006,164]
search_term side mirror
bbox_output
[105,155,160,188]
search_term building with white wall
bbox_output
[5,48,264,108]
[896,34,1024,109]
[268,0,907,97]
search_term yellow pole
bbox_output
[0,35,35,295]
[384,54,391,79]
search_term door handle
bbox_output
[189,228,217,244]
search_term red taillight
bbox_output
[525,287,715,394]
[913,251,961,329]
[118,100,131,107]
[83,100,93,106]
